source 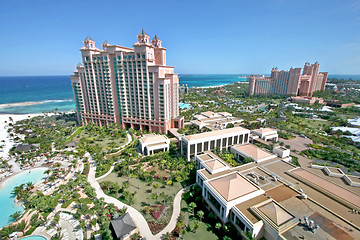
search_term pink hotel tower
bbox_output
[70,29,184,133]
[248,62,328,96]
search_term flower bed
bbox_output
[148,220,167,235]
[151,205,165,220]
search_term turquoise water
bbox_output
[179,103,192,109]
[20,235,47,240]
[0,74,359,114]
[0,168,47,229]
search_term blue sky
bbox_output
[0,0,359,75]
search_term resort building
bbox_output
[139,134,170,155]
[71,30,183,133]
[291,96,324,105]
[195,151,360,240]
[191,111,242,130]
[272,146,290,158]
[180,127,250,161]
[230,144,277,163]
[248,62,328,97]
[251,128,278,142]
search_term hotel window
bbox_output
[204,141,209,151]
[190,144,195,155]
[235,217,246,231]
[207,193,221,213]
[197,143,202,153]
[222,138,227,147]
[244,134,249,143]
[210,140,215,150]
[216,139,221,148]
[228,137,233,145]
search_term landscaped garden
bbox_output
[98,147,196,234]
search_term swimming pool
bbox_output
[20,235,47,240]
[0,168,47,228]
[179,103,192,109]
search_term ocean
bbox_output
[0,74,359,114]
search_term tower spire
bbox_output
[152,34,162,47]
[136,28,150,44]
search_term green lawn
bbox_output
[65,126,84,141]
[184,222,218,240]
[98,172,182,222]
[181,200,218,240]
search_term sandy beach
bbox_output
[0,113,43,159]
[0,101,43,109]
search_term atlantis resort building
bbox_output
[71,30,183,133]
[248,62,328,96]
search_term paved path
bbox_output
[88,158,155,239]
[104,133,132,160]
[155,188,185,239]
[86,131,186,239]
[95,164,114,181]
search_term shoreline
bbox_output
[0,113,44,160]
[0,166,49,189]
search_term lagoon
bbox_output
[0,168,47,229]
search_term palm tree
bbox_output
[197,210,204,221]
[163,232,171,240]
[16,220,27,235]
[9,211,22,221]
[192,219,199,233]
[188,202,197,215]
[215,222,222,231]
[26,182,34,190]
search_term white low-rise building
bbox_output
[181,127,250,161]
[139,134,170,156]
[231,144,277,163]
[273,146,290,158]
[252,128,278,142]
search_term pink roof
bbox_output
[233,144,274,160]
[209,172,258,201]
[258,201,294,226]
[141,134,168,143]
[202,111,215,118]
[205,159,226,170]
[292,168,360,208]
[254,128,276,134]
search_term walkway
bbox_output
[155,188,185,239]
[104,133,132,160]
[88,158,155,239]
[95,164,114,181]
[86,130,185,239]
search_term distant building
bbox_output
[139,134,170,155]
[248,62,328,96]
[191,111,242,131]
[326,101,355,108]
[291,96,324,105]
[71,30,183,133]
[179,84,189,94]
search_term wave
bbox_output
[0,99,74,109]
[41,99,74,103]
